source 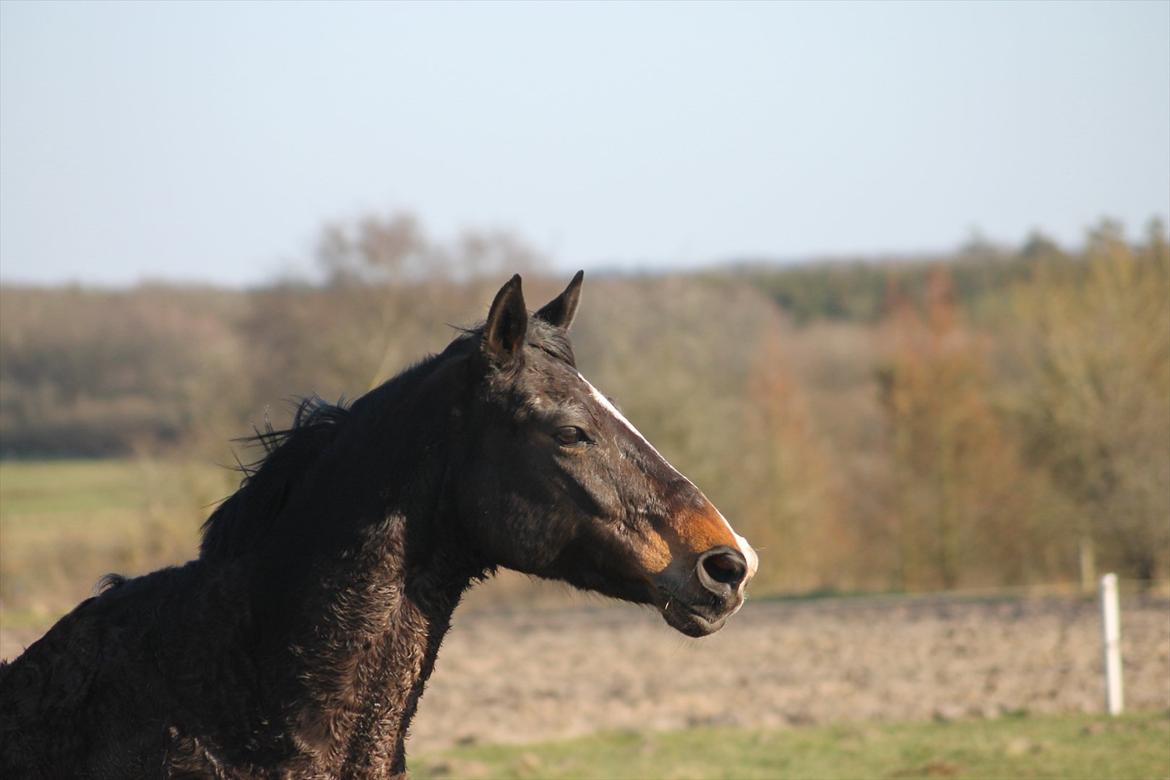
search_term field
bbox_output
[401,596,1170,756]
[411,712,1170,780]
[2,460,1169,779]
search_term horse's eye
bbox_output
[554,426,589,447]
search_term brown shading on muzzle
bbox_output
[666,503,741,558]
[634,499,743,576]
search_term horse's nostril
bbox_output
[698,548,747,590]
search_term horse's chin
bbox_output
[659,601,729,638]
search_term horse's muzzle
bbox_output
[656,545,751,637]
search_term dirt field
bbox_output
[406,594,1170,753]
[4,593,1167,756]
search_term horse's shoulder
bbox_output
[1,597,105,709]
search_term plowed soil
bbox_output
[407,595,1170,753]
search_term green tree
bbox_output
[1011,219,1170,583]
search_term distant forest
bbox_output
[2,214,1167,590]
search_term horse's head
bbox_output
[458,273,758,637]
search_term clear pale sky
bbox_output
[1,1,1167,287]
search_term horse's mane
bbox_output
[197,319,573,563]
[199,396,351,561]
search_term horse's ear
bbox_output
[483,274,528,363]
[535,270,584,331]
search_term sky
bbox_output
[1,1,1167,287]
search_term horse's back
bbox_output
[1,562,206,778]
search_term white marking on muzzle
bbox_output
[578,372,758,591]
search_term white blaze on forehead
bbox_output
[577,372,655,453]
[577,372,758,585]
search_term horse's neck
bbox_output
[285,513,472,776]
[255,369,479,774]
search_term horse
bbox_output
[0,272,758,778]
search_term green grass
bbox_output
[0,458,235,627]
[411,712,1170,780]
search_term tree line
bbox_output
[1,214,1166,589]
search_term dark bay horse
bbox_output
[0,273,757,778]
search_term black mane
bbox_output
[199,395,352,561]
[198,319,573,564]
[199,320,574,564]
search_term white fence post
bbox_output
[1100,573,1124,716]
